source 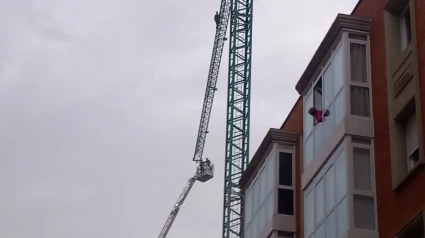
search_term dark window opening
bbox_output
[308,78,329,125]
[277,231,294,238]
[279,152,292,186]
[408,147,419,169]
[278,189,294,215]
[314,78,323,111]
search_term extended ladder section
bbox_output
[158,2,231,237]
[192,0,231,162]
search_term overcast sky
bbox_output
[0,0,359,237]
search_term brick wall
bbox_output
[353,0,425,236]
[281,97,303,237]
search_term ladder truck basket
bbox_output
[196,160,214,182]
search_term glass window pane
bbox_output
[278,188,294,215]
[314,79,323,111]
[323,103,334,140]
[336,197,348,237]
[353,148,372,191]
[260,167,267,203]
[400,10,412,51]
[244,224,252,238]
[279,152,293,186]
[349,33,367,41]
[252,213,259,238]
[354,195,375,230]
[266,155,274,194]
[325,165,335,213]
[253,179,260,214]
[314,123,324,155]
[304,190,315,237]
[334,90,345,127]
[350,86,370,117]
[304,92,314,138]
[265,192,274,221]
[304,135,313,169]
[333,45,344,95]
[316,222,325,238]
[350,43,367,83]
[326,210,337,238]
[324,63,334,109]
[258,204,266,233]
[315,178,325,225]
[406,112,418,156]
[335,149,347,202]
[245,187,253,223]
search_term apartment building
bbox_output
[239,0,425,238]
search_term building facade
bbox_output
[239,0,425,238]
[352,0,425,237]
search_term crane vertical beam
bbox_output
[222,0,253,237]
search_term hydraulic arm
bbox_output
[158,160,214,238]
[158,176,196,238]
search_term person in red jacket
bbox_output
[308,107,329,124]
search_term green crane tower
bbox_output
[222,0,253,237]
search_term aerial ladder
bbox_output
[157,1,231,237]
[158,0,253,235]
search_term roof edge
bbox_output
[280,96,302,129]
[351,0,362,15]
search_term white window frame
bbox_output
[245,146,296,238]
[346,32,373,119]
[244,151,274,233]
[347,136,378,232]
[303,140,348,238]
[276,149,295,216]
[302,39,345,169]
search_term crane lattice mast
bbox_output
[222,0,253,237]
